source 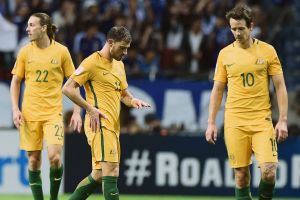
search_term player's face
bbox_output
[109,40,131,61]
[229,18,253,45]
[26,16,46,42]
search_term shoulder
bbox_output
[16,42,33,57]
[255,39,279,59]
[86,51,100,61]
[21,42,34,51]
[80,52,99,68]
[53,41,70,52]
[220,42,235,53]
[255,39,276,51]
[114,60,126,75]
[114,59,125,68]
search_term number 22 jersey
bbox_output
[12,41,75,121]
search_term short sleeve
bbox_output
[11,46,26,79]
[213,51,227,83]
[71,56,93,86]
[120,62,128,90]
[62,47,75,77]
[267,46,283,75]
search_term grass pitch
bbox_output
[0,195,298,200]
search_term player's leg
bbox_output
[224,126,253,200]
[44,118,65,200]
[69,169,102,200]
[69,116,103,200]
[101,162,119,200]
[48,144,64,200]
[234,166,252,200]
[28,151,44,200]
[258,162,277,200]
[252,123,278,200]
[20,121,44,200]
[99,127,120,200]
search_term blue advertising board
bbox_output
[64,134,300,197]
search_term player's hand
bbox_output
[87,105,107,133]
[12,108,23,129]
[275,120,288,143]
[131,98,151,109]
[205,123,218,144]
[69,111,82,133]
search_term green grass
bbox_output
[0,195,298,200]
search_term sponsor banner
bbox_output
[0,130,63,194]
[65,134,300,197]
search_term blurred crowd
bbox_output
[1,0,299,81]
[0,0,300,136]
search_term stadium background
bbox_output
[0,0,300,199]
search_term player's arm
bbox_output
[10,75,23,129]
[121,89,151,109]
[69,91,82,133]
[205,80,226,144]
[62,78,107,133]
[271,74,288,142]
[66,77,83,133]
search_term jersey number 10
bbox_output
[241,72,254,87]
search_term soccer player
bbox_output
[62,26,151,200]
[10,13,82,200]
[205,5,288,200]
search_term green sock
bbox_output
[29,170,44,200]
[69,175,100,200]
[235,186,252,200]
[50,165,63,200]
[102,176,119,200]
[258,179,275,200]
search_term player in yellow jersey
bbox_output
[10,13,82,200]
[205,5,288,200]
[62,26,151,200]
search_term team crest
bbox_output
[255,58,265,65]
[51,58,58,64]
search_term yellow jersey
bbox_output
[71,52,128,133]
[12,41,75,121]
[214,39,283,127]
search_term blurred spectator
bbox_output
[123,44,144,77]
[196,0,217,35]
[98,0,125,34]
[52,0,77,47]
[287,88,300,136]
[0,13,17,80]
[81,0,100,23]
[12,1,30,41]
[139,48,160,81]
[181,16,212,76]
[0,0,299,135]
[121,115,143,135]
[73,20,105,65]
[210,13,234,65]
[52,0,76,29]
[120,104,143,135]
[144,113,162,136]
[250,4,268,40]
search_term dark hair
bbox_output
[31,12,57,41]
[225,5,253,27]
[107,26,132,43]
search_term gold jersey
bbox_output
[12,41,75,121]
[214,39,283,127]
[71,52,128,134]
